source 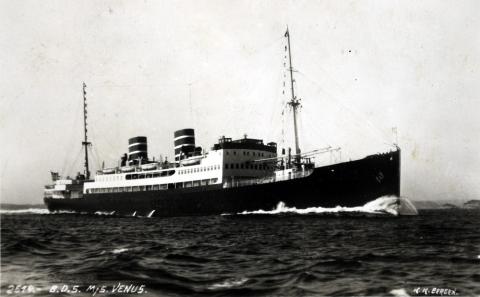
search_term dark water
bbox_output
[1,210,479,296]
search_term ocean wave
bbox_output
[0,208,49,215]
[207,277,248,290]
[230,196,418,216]
[390,288,411,297]
[112,248,129,254]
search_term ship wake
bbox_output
[231,196,418,216]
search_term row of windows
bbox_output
[125,170,175,180]
[87,178,219,194]
[178,165,220,175]
[226,151,273,157]
[225,163,273,170]
[98,175,123,182]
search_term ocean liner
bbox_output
[44,30,401,217]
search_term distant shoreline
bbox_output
[1,203,47,210]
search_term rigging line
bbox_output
[186,81,197,127]
[295,70,391,142]
[61,96,83,174]
[267,65,285,138]
[232,60,280,138]
[91,124,117,161]
[65,147,83,177]
[90,38,284,88]
[90,145,102,171]
[297,70,388,142]
[299,110,331,148]
[85,126,101,170]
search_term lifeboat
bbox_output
[120,166,135,173]
[102,168,116,174]
[141,163,158,171]
[180,156,202,166]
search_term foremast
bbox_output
[285,28,301,160]
[82,82,91,180]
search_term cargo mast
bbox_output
[82,82,91,179]
[285,28,301,159]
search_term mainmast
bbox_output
[285,28,301,158]
[82,82,91,179]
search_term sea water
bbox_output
[1,197,479,296]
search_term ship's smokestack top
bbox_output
[174,128,195,161]
[128,136,148,164]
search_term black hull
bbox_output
[44,150,400,217]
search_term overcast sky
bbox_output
[1,0,479,204]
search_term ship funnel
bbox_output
[128,136,148,164]
[174,128,195,161]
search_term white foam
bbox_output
[112,248,129,254]
[0,208,49,215]
[232,196,418,216]
[94,211,116,216]
[208,277,248,290]
[390,288,411,297]
[52,210,78,214]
